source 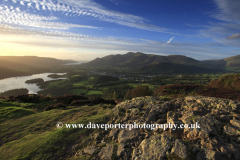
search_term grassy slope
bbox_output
[0,100,112,160]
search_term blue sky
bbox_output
[0,0,240,61]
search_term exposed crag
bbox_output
[77,96,240,160]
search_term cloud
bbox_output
[0,0,172,33]
[166,36,175,44]
[198,0,240,47]
[0,7,100,30]
[0,24,230,61]
[226,33,240,39]
[212,0,240,22]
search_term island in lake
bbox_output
[25,78,44,84]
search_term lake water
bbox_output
[0,73,66,94]
[63,62,82,65]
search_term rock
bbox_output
[167,118,184,133]
[118,129,141,146]
[83,145,99,155]
[205,149,222,160]
[92,132,101,141]
[71,144,79,151]
[131,134,174,160]
[196,149,223,160]
[117,143,130,160]
[108,128,119,141]
[220,115,230,122]
[186,115,222,140]
[225,143,240,160]
[98,143,114,160]
[230,119,240,129]
[231,103,240,110]
[171,139,188,159]
[146,108,160,123]
[130,108,140,116]
[83,96,240,159]
[224,125,240,136]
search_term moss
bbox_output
[186,115,200,121]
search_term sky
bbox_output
[0,0,240,61]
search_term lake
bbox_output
[63,62,82,65]
[0,73,67,94]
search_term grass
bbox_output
[71,89,87,95]
[127,83,157,90]
[85,90,103,96]
[0,100,112,160]
[186,115,200,121]
[0,106,35,122]
[45,79,68,88]
[73,77,95,88]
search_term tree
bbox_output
[124,90,132,100]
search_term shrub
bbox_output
[69,100,91,106]
[154,84,202,96]
[125,85,152,99]
[44,103,67,111]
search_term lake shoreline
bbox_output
[0,73,67,94]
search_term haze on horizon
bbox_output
[0,0,240,61]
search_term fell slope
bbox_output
[0,56,76,79]
[84,52,210,68]
[202,55,240,70]
[1,95,240,160]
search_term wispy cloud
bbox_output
[0,23,230,61]
[226,33,240,40]
[198,0,240,47]
[0,0,172,33]
[166,36,175,43]
[0,6,100,30]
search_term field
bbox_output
[127,83,157,90]
[85,90,103,96]
[70,89,87,95]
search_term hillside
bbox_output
[138,62,221,74]
[0,94,240,159]
[0,56,75,69]
[202,55,240,70]
[84,52,210,68]
[82,52,226,74]
[0,67,30,79]
[0,56,76,79]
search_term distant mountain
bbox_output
[0,56,75,69]
[83,52,211,68]
[0,56,76,79]
[202,55,240,70]
[82,52,224,73]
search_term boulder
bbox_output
[171,139,188,159]
[118,129,141,146]
[98,143,114,160]
[83,145,99,155]
[132,134,174,160]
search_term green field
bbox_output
[44,79,68,88]
[127,83,157,90]
[85,90,103,96]
[70,89,87,95]
[73,77,94,88]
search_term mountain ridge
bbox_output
[83,52,233,73]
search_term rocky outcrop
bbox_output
[75,96,240,160]
[98,143,114,160]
